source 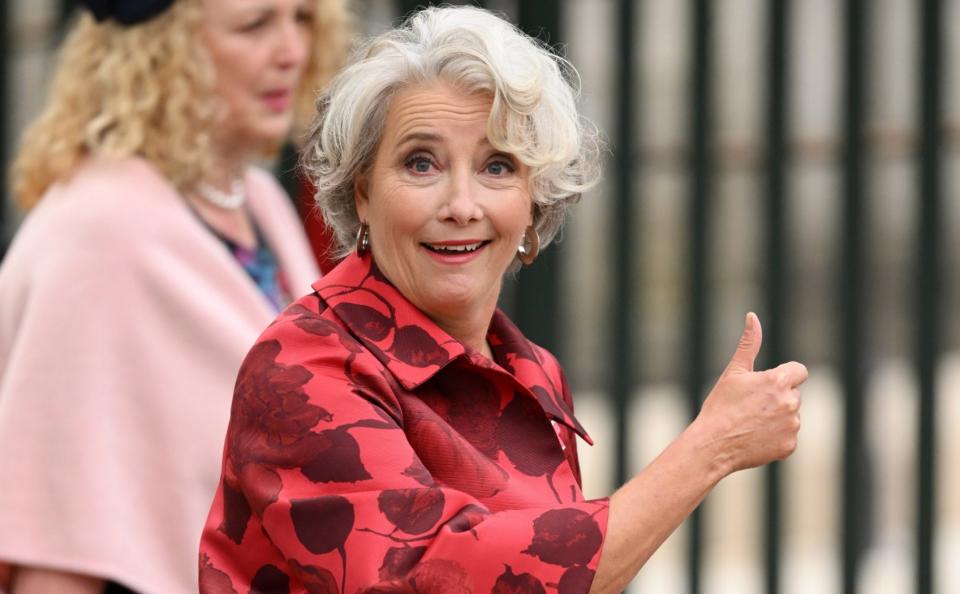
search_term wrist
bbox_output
[680,417,733,486]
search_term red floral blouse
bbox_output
[199,253,609,594]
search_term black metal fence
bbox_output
[1,1,953,593]
[393,2,951,593]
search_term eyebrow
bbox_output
[395,132,444,148]
[395,131,496,151]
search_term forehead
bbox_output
[201,0,308,16]
[383,83,494,142]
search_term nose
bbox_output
[440,167,484,225]
[275,22,308,71]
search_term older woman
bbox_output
[0,0,347,593]
[199,6,807,594]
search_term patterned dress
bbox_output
[199,252,609,594]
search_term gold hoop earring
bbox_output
[517,225,540,266]
[356,222,370,255]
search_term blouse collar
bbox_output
[311,253,592,444]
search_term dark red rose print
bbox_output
[492,565,547,594]
[199,553,238,594]
[401,457,435,487]
[403,408,508,499]
[408,559,473,594]
[334,303,393,341]
[378,546,427,581]
[250,564,290,594]
[422,374,501,458]
[221,340,339,540]
[289,560,340,594]
[290,495,355,554]
[237,461,283,516]
[378,488,446,535]
[291,496,355,594]
[231,341,329,458]
[557,565,595,594]
[488,326,542,374]
[496,393,565,477]
[445,504,490,535]
[219,478,252,545]
[528,386,567,427]
[292,315,363,354]
[523,509,603,567]
[390,326,448,368]
[299,428,373,484]
[286,303,317,318]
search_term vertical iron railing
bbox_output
[611,0,637,494]
[513,0,563,357]
[916,1,943,593]
[399,0,486,19]
[351,2,947,590]
[60,0,78,31]
[686,1,714,593]
[762,2,791,593]
[840,0,870,593]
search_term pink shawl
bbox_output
[0,158,319,593]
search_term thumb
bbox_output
[724,312,763,374]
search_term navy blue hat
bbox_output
[80,0,176,25]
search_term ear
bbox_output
[353,174,370,221]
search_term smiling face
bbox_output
[200,0,312,154]
[355,82,534,346]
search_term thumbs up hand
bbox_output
[693,312,808,475]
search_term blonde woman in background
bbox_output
[0,0,347,592]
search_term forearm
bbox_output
[589,420,726,594]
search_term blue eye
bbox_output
[405,155,434,174]
[486,159,515,176]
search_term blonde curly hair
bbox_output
[12,0,350,210]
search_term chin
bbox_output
[250,112,295,143]
[245,126,293,156]
[428,283,486,314]
[257,124,294,144]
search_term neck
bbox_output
[206,150,247,188]
[430,299,499,361]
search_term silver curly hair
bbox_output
[301,5,601,259]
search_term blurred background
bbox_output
[2,0,957,593]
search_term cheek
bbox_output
[369,182,433,233]
[211,47,257,98]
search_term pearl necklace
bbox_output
[196,177,247,210]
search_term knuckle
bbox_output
[788,395,801,413]
[765,368,787,389]
[776,371,791,389]
[789,361,809,385]
[785,438,798,457]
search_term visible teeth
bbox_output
[427,242,483,253]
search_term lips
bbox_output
[423,241,488,254]
[262,89,292,112]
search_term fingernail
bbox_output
[745,312,754,331]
